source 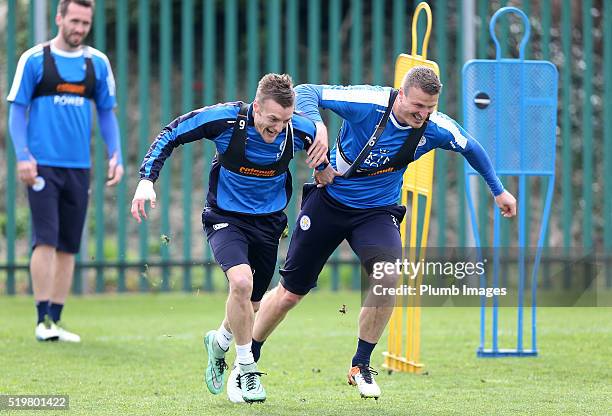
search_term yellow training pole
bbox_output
[382,1,439,373]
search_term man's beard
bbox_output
[63,31,83,48]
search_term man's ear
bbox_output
[398,87,406,100]
[252,100,260,113]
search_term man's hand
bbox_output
[107,152,124,186]
[306,121,329,169]
[131,179,157,223]
[495,190,517,218]
[314,164,342,188]
[17,158,38,186]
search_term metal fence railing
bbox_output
[1,0,611,294]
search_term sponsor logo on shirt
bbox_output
[366,167,396,176]
[53,95,85,106]
[239,166,276,177]
[56,83,86,95]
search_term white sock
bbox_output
[236,342,254,365]
[215,323,233,352]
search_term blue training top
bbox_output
[140,102,317,215]
[295,84,504,209]
[6,43,117,168]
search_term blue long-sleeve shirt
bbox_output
[6,43,120,167]
[295,84,504,208]
[140,101,317,215]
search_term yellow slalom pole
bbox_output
[382,1,439,374]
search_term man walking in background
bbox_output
[7,0,123,343]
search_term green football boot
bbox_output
[204,330,228,394]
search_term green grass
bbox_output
[1,293,611,415]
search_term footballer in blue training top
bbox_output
[131,73,329,404]
[7,0,123,345]
[250,67,517,400]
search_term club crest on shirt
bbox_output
[418,137,427,147]
[364,148,391,168]
[299,215,311,231]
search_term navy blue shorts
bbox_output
[27,166,90,254]
[202,207,288,302]
[280,184,406,296]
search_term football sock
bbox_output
[36,300,49,324]
[236,342,254,365]
[215,323,233,352]
[49,303,64,323]
[351,338,376,367]
[251,338,265,362]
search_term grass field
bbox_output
[1,292,611,415]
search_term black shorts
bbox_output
[202,207,287,302]
[27,166,90,254]
[280,184,406,296]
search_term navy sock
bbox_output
[36,300,49,324]
[251,339,265,362]
[352,338,376,367]
[49,303,64,323]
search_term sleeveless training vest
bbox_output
[32,44,96,99]
[337,89,429,178]
[217,102,294,178]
